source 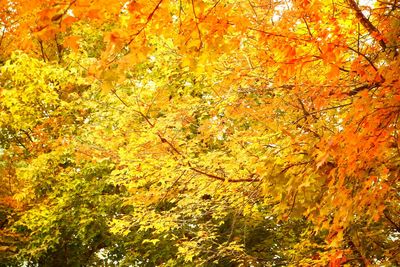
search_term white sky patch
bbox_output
[135,81,143,88]
[272,0,293,23]
[121,1,130,14]
[67,9,75,17]
[359,0,376,8]
[365,35,374,45]
[149,55,156,62]
[358,0,376,17]
[337,118,344,132]
[388,232,399,241]
[147,80,157,90]
[271,0,375,22]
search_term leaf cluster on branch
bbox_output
[0,0,399,265]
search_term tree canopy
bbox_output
[0,0,399,266]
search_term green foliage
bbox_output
[0,0,399,266]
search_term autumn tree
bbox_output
[0,0,399,266]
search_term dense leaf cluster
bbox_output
[0,0,399,266]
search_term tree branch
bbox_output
[347,0,386,50]
[111,88,259,183]
[348,82,380,96]
[189,163,261,183]
[384,210,400,232]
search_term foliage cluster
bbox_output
[0,0,399,266]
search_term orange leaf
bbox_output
[63,36,81,51]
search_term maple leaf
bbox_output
[0,0,399,265]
